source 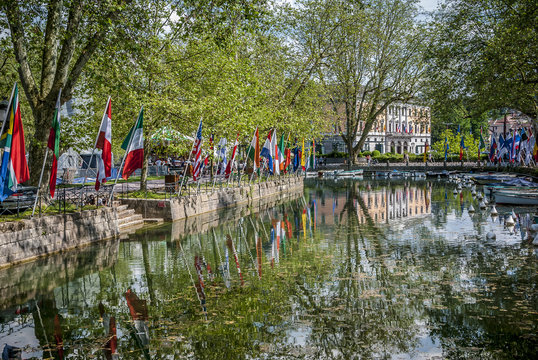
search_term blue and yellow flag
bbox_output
[0,83,30,201]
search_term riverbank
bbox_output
[0,177,304,268]
[119,176,304,221]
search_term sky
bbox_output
[420,0,441,12]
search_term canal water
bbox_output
[1,179,537,359]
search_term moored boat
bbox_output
[493,189,538,205]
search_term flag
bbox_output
[301,138,306,171]
[510,131,521,162]
[459,135,465,161]
[478,127,485,161]
[292,140,300,172]
[247,127,260,171]
[260,130,274,174]
[278,134,285,172]
[309,140,316,170]
[521,128,529,142]
[224,134,239,179]
[0,83,29,201]
[121,107,144,180]
[47,90,62,198]
[534,134,538,162]
[273,130,281,175]
[95,98,112,190]
[191,120,203,181]
[284,137,291,172]
[489,135,497,162]
[444,135,448,161]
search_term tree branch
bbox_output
[50,0,84,101]
[40,0,63,98]
[4,0,39,110]
[62,4,127,102]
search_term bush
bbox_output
[325,151,348,158]
[372,150,381,157]
[361,151,371,156]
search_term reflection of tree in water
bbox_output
[291,184,422,359]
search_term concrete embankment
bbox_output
[119,176,304,222]
[0,207,119,268]
[0,177,304,268]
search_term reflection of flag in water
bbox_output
[256,233,262,279]
[226,235,244,286]
[54,314,64,360]
[270,227,275,268]
[302,209,307,240]
[460,191,464,212]
[312,199,317,230]
[194,255,207,312]
[280,220,287,256]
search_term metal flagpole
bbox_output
[178,117,202,197]
[32,89,62,216]
[108,106,142,204]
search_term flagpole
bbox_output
[81,96,111,189]
[210,143,222,193]
[179,117,202,197]
[108,105,142,205]
[32,88,62,216]
[0,83,16,140]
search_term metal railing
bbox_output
[0,167,302,220]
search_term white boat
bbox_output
[333,169,364,178]
[493,189,538,205]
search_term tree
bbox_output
[291,0,426,163]
[424,0,538,133]
[1,0,128,186]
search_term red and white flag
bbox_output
[224,133,239,179]
[95,98,112,190]
[192,120,203,181]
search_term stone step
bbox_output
[114,204,129,212]
[117,214,143,226]
[144,218,164,224]
[118,218,145,230]
[116,208,136,218]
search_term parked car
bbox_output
[0,186,37,214]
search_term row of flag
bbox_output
[187,120,317,182]
[488,128,537,165]
[0,83,146,202]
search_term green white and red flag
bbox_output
[95,97,112,190]
[0,83,30,201]
[47,90,62,198]
[121,107,144,180]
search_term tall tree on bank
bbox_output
[320,0,425,163]
[2,0,127,185]
[424,0,538,133]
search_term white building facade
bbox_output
[321,103,431,155]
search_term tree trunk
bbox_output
[28,101,56,190]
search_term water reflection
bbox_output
[0,179,536,358]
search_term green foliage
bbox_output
[424,0,538,134]
[372,150,381,157]
[325,151,348,158]
[432,129,483,161]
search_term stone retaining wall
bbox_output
[0,207,119,268]
[120,177,304,221]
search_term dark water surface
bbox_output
[1,179,537,359]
